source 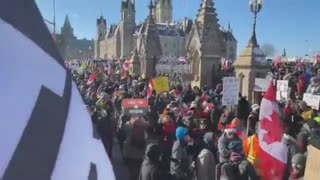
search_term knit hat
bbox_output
[291,153,307,168]
[224,124,237,133]
[176,127,189,141]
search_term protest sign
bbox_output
[222,77,240,106]
[276,80,290,101]
[153,76,170,94]
[303,93,320,110]
[121,99,149,115]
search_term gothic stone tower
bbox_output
[155,0,173,24]
[120,0,136,59]
[187,0,225,88]
[60,15,75,59]
[139,0,162,78]
[95,16,106,59]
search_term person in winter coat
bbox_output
[92,106,113,159]
[210,104,223,133]
[217,125,242,162]
[195,132,217,180]
[123,116,150,180]
[139,144,169,180]
[298,101,315,121]
[289,153,307,180]
[306,77,320,95]
[283,125,300,180]
[297,75,306,98]
[217,141,258,180]
[218,108,233,133]
[247,104,260,136]
[159,115,176,171]
[236,95,250,122]
[170,127,193,180]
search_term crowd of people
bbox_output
[67,58,320,180]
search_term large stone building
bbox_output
[95,0,237,87]
[56,15,94,60]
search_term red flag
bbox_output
[147,79,155,98]
[87,74,96,85]
[258,82,287,180]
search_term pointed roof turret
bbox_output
[147,0,155,24]
[201,0,212,8]
[121,0,135,11]
[227,21,232,32]
[143,0,162,58]
[282,48,287,57]
[193,0,224,55]
[61,14,74,40]
[63,14,71,28]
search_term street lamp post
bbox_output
[249,0,263,46]
[44,0,56,34]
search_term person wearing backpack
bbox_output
[123,116,150,180]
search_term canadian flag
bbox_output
[258,82,287,180]
[122,59,132,71]
[87,74,96,85]
[147,79,155,98]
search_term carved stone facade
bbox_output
[186,0,226,87]
[95,0,237,87]
[233,38,269,104]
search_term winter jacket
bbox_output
[170,140,191,179]
[218,133,242,162]
[195,149,216,180]
[283,133,299,180]
[139,144,167,180]
[123,119,149,160]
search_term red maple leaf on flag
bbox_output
[260,110,284,144]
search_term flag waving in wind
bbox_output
[258,82,287,180]
[0,1,115,180]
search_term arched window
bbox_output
[239,72,245,95]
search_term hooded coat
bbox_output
[195,132,217,180]
[139,144,167,180]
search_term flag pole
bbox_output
[53,0,56,34]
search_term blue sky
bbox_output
[36,0,319,57]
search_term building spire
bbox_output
[148,0,154,15]
[282,48,287,57]
[147,0,155,22]
[201,0,213,8]
[228,21,231,32]
[64,14,71,28]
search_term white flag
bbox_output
[0,1,115,180]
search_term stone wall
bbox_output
[226,40,237,60]
[159,35,185,57]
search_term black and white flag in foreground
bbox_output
[0,0,115,180]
